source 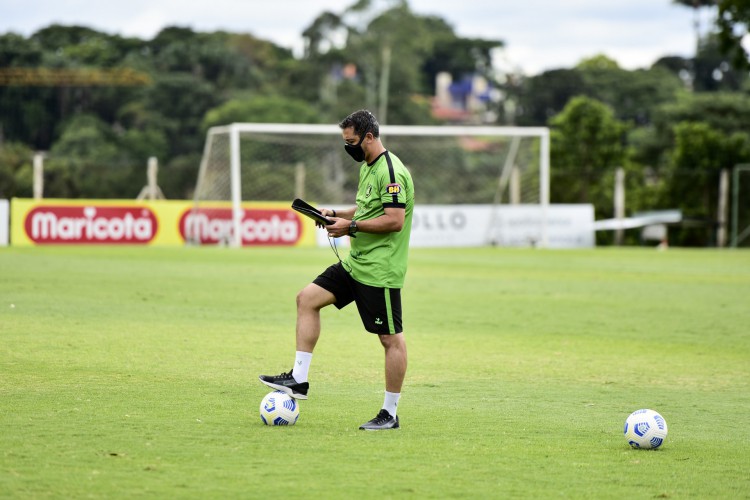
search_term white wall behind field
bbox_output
[0,200,8,246]
[315,204,595,249]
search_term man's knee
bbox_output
[296,288,315,311]
[297,284,335,311]
[296,289,307,309]
[379,332,406,350]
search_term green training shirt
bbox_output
[342,150,414,288]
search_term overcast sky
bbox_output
[0,0,715,76]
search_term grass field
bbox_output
[1,245,749,499]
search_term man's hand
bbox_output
[315,208,336,228]
[325,217,352,238]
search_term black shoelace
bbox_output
[372,410,391,423]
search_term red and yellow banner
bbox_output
[10,198,317,247]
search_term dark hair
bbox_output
[338,109,380,138]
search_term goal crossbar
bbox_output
[208,123,550,138]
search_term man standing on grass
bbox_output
[259,109,414,430]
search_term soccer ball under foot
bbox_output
[624,409,668,449]
[260,391,299,426]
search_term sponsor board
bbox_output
[179,207,302,246]
[411,204,594,248]
[0,199,8,246]
[315,204,594,248]
[10,200,593,248]
[24,205,158,245]
[10,199,316,247]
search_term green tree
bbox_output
[655,33,748,91]
[44,114,149,198]
[145,73,218,156]
[516,69,586,125]
[629,91,750,177]
[161,153,203,199]
[0,32,43,66]
[45,114,120,198]
[716,0,750,69]
[692,34,748,90]
[576,55,685,125]
[148,27,293,92]
[202,94,322,130]
[549,96,628,218]
[517,55,684,127]
[627,91,750,245]
[298,0,500,124]
[0,34,53,146]
[664,120,750,244]
[0,142,34,198]
[656,91,750,136]
[0,23,309,199]
[226,33,296,92]
[674,0,750,71]
[0,26,147,148]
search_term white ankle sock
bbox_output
[292,351,312,383]
[383,391,400,417]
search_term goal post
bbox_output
[731,164,750,248]
[192,123,550,247]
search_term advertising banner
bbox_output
[315,204,595,248]
[411,204,594,248]
[10,199,317,247]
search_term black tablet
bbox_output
[292,198,333,226]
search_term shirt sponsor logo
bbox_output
[386,183,401,195]
[25,206,157,244]
[180,208,301,245]
[365,185,373,198]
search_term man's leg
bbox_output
[379,332,407,393]
[359,333,406,430]
[296,283,336,352]
[259,283,335,399]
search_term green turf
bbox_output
[1,246,748,498]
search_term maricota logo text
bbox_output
[25,206,158,244]
[179,208,302,245]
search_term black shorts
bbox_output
[313,263,403,335]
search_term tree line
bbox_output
[0,0,749,245]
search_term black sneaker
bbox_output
[359,409,399,430]
[258,370,309,400]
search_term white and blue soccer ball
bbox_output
[624,409,668,449]
[260,391,299,426]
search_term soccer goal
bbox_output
[191,123,550,247]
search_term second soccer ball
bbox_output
[624,409,668,449]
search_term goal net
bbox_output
[191,123,550,247]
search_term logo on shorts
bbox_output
[375,318,383,325]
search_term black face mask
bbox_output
[344,128,369,162]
